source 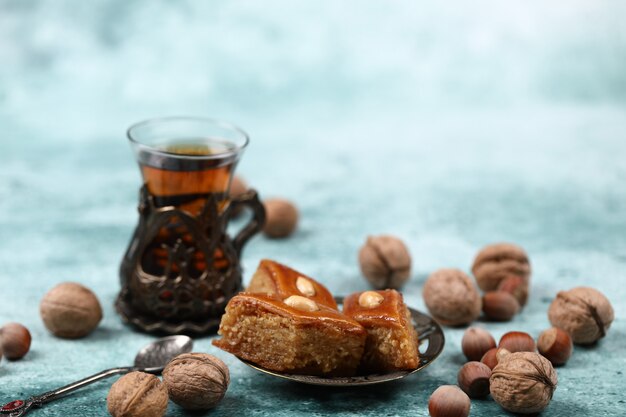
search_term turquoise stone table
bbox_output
[1,1,624,416]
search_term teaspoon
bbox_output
[0,335,193,417]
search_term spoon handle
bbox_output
[1,366,137,417]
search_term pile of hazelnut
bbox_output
[230,176,299,238]
[423,242,615,416]
[432,328,561,416]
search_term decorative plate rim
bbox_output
[235,296,445,386]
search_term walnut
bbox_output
[106,371,168,417]
[471,243,530,291]
[422,269,481,326]
[548,286,614,345]
[358,235,411,289]
[40,282,102,339]
[163,353,230,410]
[262,198,298,238]
[490,352,557,414]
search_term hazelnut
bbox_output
[262,198,298,238]
[295,276,316,297]
[537,327,573,366]
[457,361,492,398]
[107,371,168,417]
[40,282,103,339]
[490,352,557,414]
[283,295,320,312]
[499,331,536,353]
[480,347,510,370]
[471,243,530,291]
[163,353,230,410]
[422,269,481,326]
[482,291,520,321]
[548,286,614,345]
[428,385,470,417]
[358,291,385,308]
[461,327,496,361]
[480,347,499,370]
[358,235,411,289]
[0,323,31,360]
[497,275,529,306]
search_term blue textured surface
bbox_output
[1,1,625,416]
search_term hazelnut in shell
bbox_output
[548,286,614,345]
[480,347,499,370]
[461,327,496,362]
[537,327,573,366]
[428,385,470,417]
[0,323,31,360]
[499,331,536,353]
[471,243,530,291]
[490,352,557,414]
[480,347,510,370]
[457,361,492,398]
[497,275,529,306]
[107,371,168,417]
[422,269,481,326]
[482,291,520,321]
[262,198,298,238]
[358,235,411,289]
[163,353,230,410]
[40,282,102,339]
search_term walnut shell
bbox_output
[548,286,614,345]
[490,352,557,414]
[471,243,530,291]
[107,372,168,417]
[40,282,102,339]
[422,269,482,326]
[163,353,230,410]
[262,198,298,238]
[358,235,411,289]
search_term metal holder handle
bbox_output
[229,189,266,257]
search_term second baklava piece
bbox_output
[343,289,419,372]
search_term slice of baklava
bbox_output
[343,289,419,372]
[213,292,365,376]
[246,259,338,309]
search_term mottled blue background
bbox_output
[1,1,625,416]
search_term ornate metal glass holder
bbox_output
[116,186,264,334]
[116,116,264,335]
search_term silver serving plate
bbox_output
[236,296,445,386]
